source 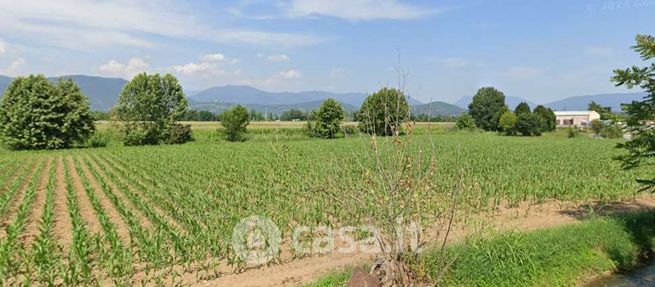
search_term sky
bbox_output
[0,0,653,104]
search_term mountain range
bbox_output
[0,74,647,116]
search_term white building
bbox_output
[553,111,601,127]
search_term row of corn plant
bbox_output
[0,158,46,285]
[70,156,134,285]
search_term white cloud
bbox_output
[279,69,301,79]
[267,54,290,62]
[0,0,327,50]
[501,66,545,81]
[99,58,149,78]
[0,58,26,76]
[173,53,237,76]
[287,0,442,20]
[0,39,6,54]
[585,46,613,56]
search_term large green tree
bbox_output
[358,87,410,136]
[612,34,655,192]
[533,105,557,132]
[514,102,532,116]
[468,87,508,131]
[312,98,345,139]
[0,75,95,150]
[115,73,189,146]
[221,105,250,142]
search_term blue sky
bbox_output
[0,0,652,104]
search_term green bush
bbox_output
[0,75,95,150]
[566,127,580,138]
[590,119,604,135]
[455,114,476,130]
[499,111,517,135]
[85,132,109,148]
[516,113,544,136]
[122,123,160,146]
[163,123,193,144]
[221,105,250,142]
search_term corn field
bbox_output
[0,132,649,285]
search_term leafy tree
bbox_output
[281,109,309,121]
[311,99,345,139]
[468,87,508,131]
[612,34,655,191]
[115,73,189,145]
[533,105,557,132]
[499,111,517,135]
[588,101,613,120]
[358,87,410,136]
[515,113,544,136]
[221,105,250,141]
[0,75,95,150]
[514,102,532,116]
[455,114,476,130]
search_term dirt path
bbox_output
[84,156,154,230]
[53,156,73,251]
[0,159,41,238]
[75,155,133,245]
[22,158,53,246]
[65,156,103,237]
[189,196,655,287]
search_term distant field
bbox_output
[95,120,455,130]
[0,131,649,285]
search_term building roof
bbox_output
[553,111,600,117]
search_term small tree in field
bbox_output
[358,88,410,136]
[612,34,655,192]
[312,98,345,139]
[221,105,250,141]
[455,114,476,130]
[499,111,517,135]
[468,87,508,131]
[115,73,190,146]
[0,75,95,150]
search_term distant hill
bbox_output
[455,96,536,110]
[411,101,467,116]
[191,85,423,106]
[545,92,647,112]
[190,99,359,115]
[0,75,127,111]
[0,76,11,92]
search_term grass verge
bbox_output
[306,211,655,286]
